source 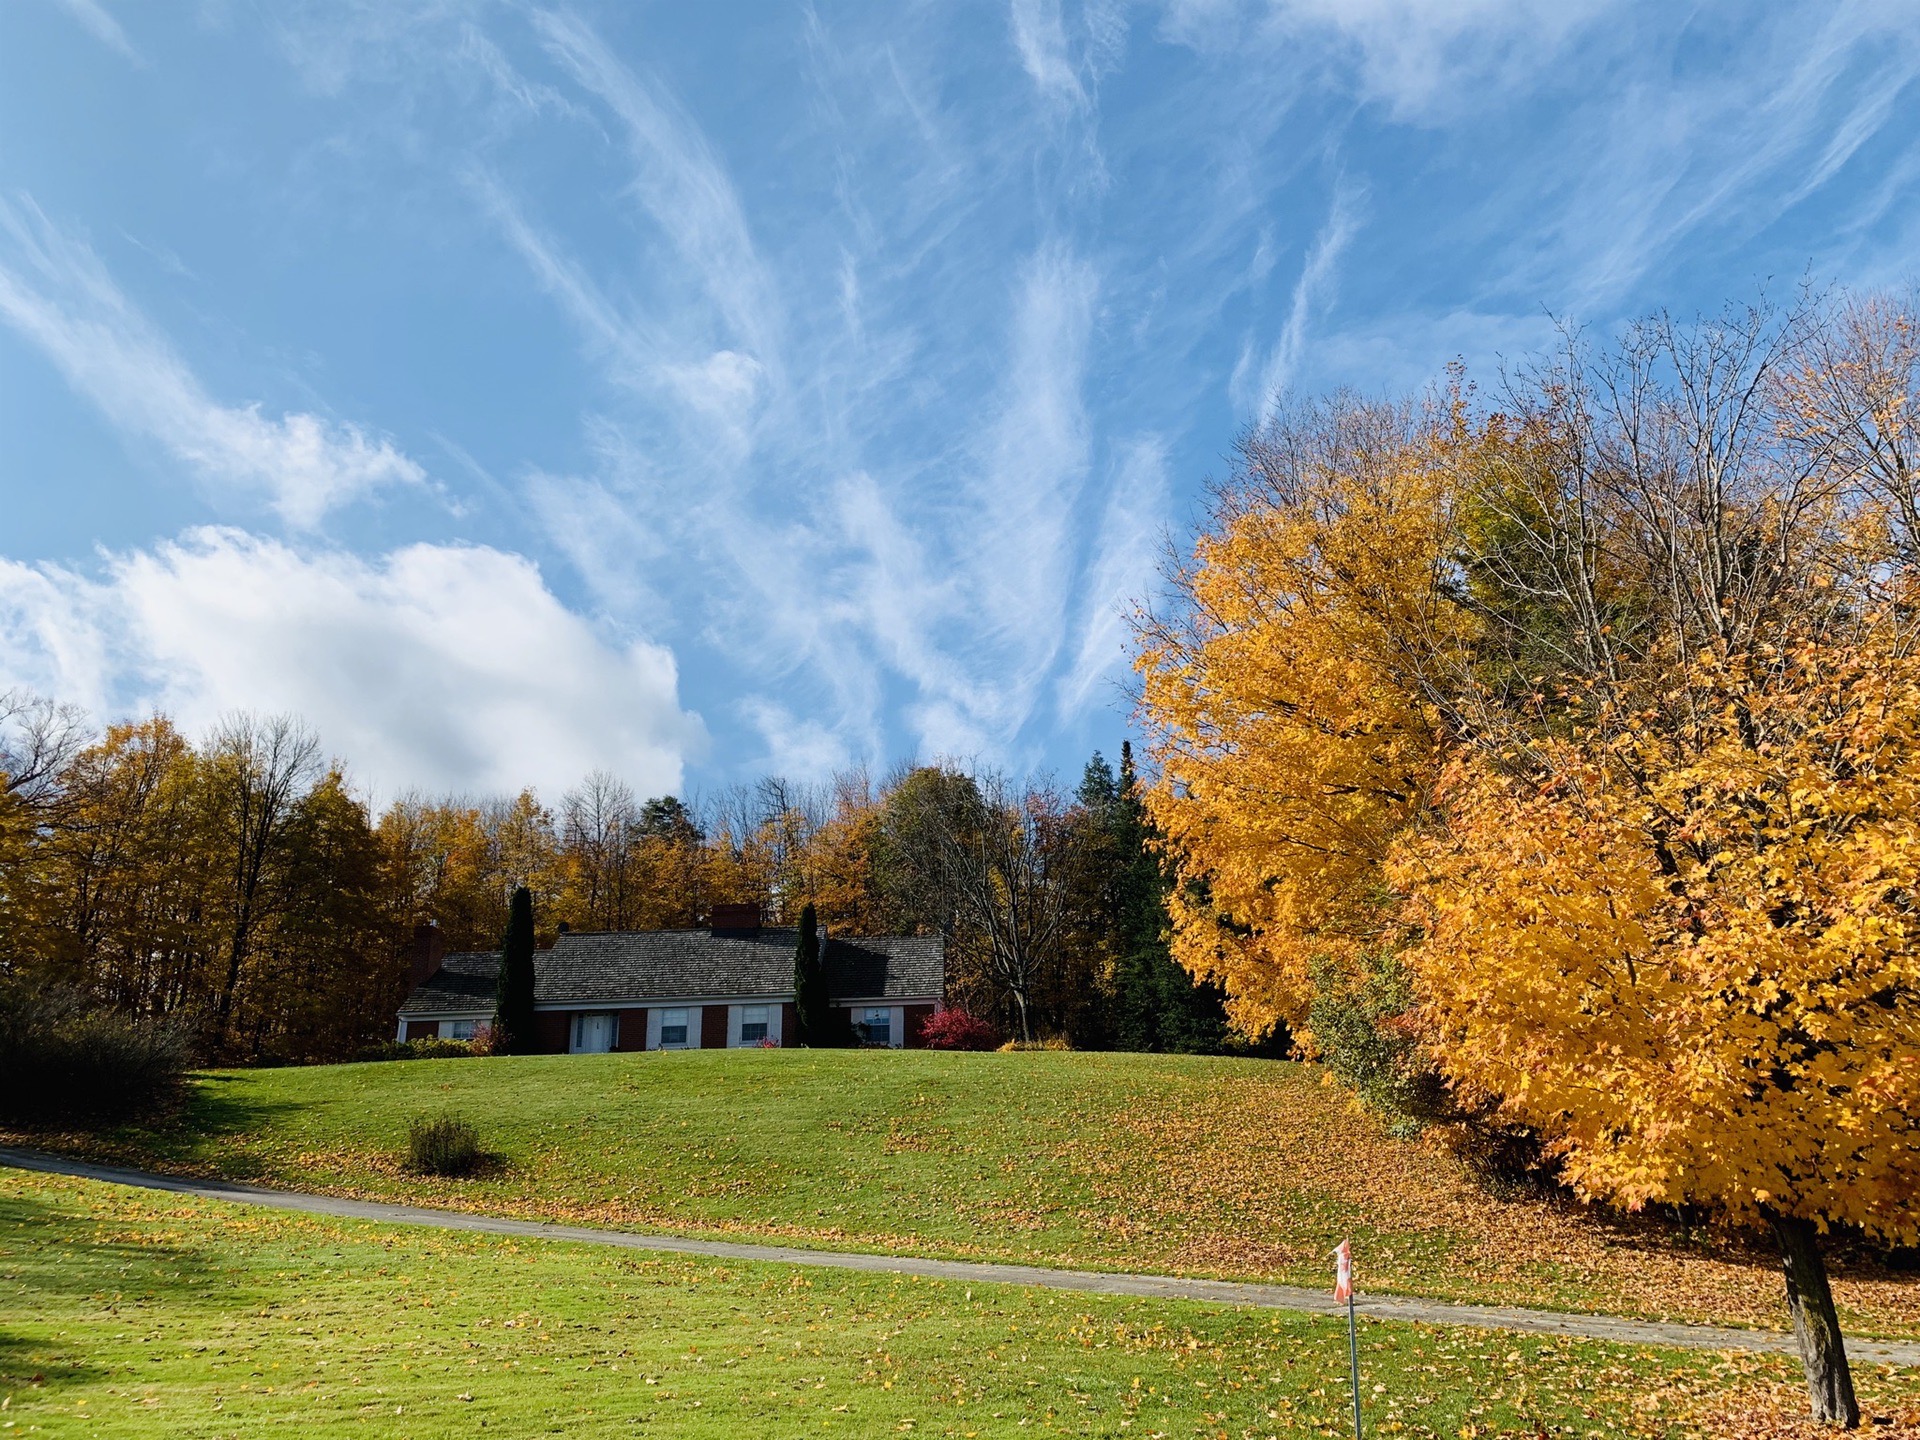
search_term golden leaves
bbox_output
[1135,339,1920,1250]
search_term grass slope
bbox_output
[6,1167,1902,1439]
[23,1050,1920,1341]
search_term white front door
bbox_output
[572,1012,616,1053]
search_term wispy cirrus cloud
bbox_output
[532,6,783,384]
[1011,0,1090,112]
[1531,4,1920,308]
[48,0,137,61]
[0,197,423,529]
[963,242,1098,703]
[1261,0,1613,123]
[466,168,657,387]
[1058,432,1168,719]
[464,7,1252,772]
[1233,179,1363,421]
[12,0,1920,802]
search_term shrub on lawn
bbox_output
[917,1007,998,1050]
[407,1112,484,1176]
[403,1037,476,1060]
[0,977,188,1128]
[354,1037,477,1063]
[996,1035,1072,1052]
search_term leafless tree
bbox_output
[0,688,91,807]
[885,766,1069,1041]
[1774,289,1920,573]
[562,770,639,929]
[205,713,321,1045]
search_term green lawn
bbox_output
[17,1049,1920,1340]
[0,1166,1865,1439]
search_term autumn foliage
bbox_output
[1136,298,1920,1423]
[916,1006,999,1050]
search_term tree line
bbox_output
[1136,292,1920,1424]
[0,697,1225,1061]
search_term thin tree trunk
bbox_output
[1768,1210,1860,1427]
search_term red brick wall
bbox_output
[780,1003,798,1046]
[616,1008,649,1052]
[903,1005,934,1048]
[700,1005,728,1050]
[534,1010,571,1054]
[404,1019,439,1041]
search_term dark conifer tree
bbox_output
[493,884,538,1055]
[792,902,831,1045]
[1108,742,1229,1054]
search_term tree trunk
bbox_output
[1768,1211,1860,1427]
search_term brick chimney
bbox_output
[709,903,763,934]
[409,922,446,990]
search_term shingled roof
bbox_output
[400,951,497,1015]
[398,928,944,1015]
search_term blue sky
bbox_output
[1,0,1916,806]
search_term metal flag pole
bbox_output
[1333,1239,1361,1439]
[1347,1277,1362,1440]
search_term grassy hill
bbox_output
[20,1049,1920,1341]
[6,1165,1852,1439]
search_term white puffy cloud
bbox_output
[0,528,703,802]
[0,196,423,529]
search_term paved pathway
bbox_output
[6,1146,1915,1368]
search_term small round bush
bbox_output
[917,1007,998,1050]
[407,1113,483,1176]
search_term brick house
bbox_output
[395,905,944,1052]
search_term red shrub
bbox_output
[917,1007,998,1051]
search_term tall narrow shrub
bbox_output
[493,885,537,1054]
[1102,743,1228,1054]
[792,902,830,1045]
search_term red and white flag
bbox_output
[1332,1239,1353,1303]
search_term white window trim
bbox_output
[730,1003,778,1047]
[400,1013,490,1042]
[652,1005,700,1050]
[847,1004,904,1049]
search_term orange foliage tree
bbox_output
[1137,301,1920,1425]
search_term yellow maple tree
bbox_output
[1135,394,1462,1041]
[1137,302,1920,1425]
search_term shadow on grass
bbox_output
[0,1189,235,1396]
[0,1074,305,1182]
[396,1145,514,1183]
[146,1074,304,1176]
[0,1331,99,1394]
[1456,1181,1920,1310]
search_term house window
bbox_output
[659,1008,690,1047]
[571,1012,616,1054]
[858,1007,891,1046]
[740,1005,769,1044]
[446,1019,478,1041]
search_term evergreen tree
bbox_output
[792,901,831,1045]
[1108,742,1229,1054]
[493,884,538,1054]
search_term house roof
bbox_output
[398,928,944,1015]
[400,951,497,1014]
